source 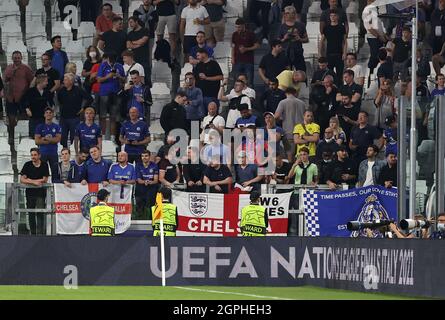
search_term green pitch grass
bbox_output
[0,286,420,300]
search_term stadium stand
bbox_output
[0,0,439,237]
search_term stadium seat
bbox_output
[101,139,118,162]
[213,41,231,60]
[0,0,19,25]
[26,0,46,26]
[65,40,86,62]
[77,22,95,48]
[151,62,172,88]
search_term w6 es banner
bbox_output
[302,185,397,237]
[54,183,132,235]
[172,191,292,236]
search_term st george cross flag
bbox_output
[54,183,132,235]
[302,186,398,237]
[173,191,292,236]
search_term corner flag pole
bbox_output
[160,217,166,287]
[154,192,166,286]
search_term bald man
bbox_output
[108,151,137,185]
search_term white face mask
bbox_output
[89,51,97,59]
[438,223,445,231]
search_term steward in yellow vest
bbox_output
[151,187,178,236]
[90,189,115,236]
[240,191,268,236]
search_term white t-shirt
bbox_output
[229,87,256,100]
[363,161,375,187]
[348,65,365,84]
[123,63,145,84]
[181,5,209,36]
[362,4,386,39]
[224,93,251,129]
[201,114,226,144]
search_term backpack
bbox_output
[228,94,247,110]
[154,39,172,69]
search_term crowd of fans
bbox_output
[3,0,445,225]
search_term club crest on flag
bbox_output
[80,192,97,220]
[351,194,391,238]
[189,194,208,217]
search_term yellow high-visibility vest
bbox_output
[151,202,177,236]
[90,203,115,236]
[240,204,267,236]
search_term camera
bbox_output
[347,220,392,231]
[129,81,134,85]
[399,219,430,230]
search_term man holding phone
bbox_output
[179,72,203,127]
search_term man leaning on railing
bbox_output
[19,148,50,235]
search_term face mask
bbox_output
[89,52,97,59]
[438,223,445,231]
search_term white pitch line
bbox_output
[172,286,293,300]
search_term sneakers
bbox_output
[254,26,263,34]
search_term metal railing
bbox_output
[10,183,55,235]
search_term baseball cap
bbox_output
[44,106,54,112]
[263,111,274,118]
[337,145,347,152]
[97,189,110,201]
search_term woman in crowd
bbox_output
[65,62,82,87]
[328,116,346,146]
[82,46,102,94]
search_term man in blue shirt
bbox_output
[179,72,204,124]
[81,145,112,184]
[97,53,126,140]
[234,104,262,131]
[119,107,151,164]
[66,149,89,185]
[34,107,62,182]
[124,70,152,120]
[135,150,159,220]
[74,107,102,155]
[108,151,137,185]
[45,35,69,81]
[189,31,214,68]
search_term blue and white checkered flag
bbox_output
[302,189,320,237]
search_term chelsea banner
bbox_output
[302,186,398,237]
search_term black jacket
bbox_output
[160,100,187,135]
[377,163,397,187]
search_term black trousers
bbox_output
[249,0,271,40]
[27,196,46,235]
[79,0,102,23]
[367,37,384,73]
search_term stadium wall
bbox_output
[0,237,441,298]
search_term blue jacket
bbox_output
[358,159,386,186]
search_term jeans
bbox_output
[249,0,271,40]
[232,63,255,87]
[367,38,384,72]
[60,117,80,148]
[41,154,60,182]
[27,196,46,235]
[79,0,101,22]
